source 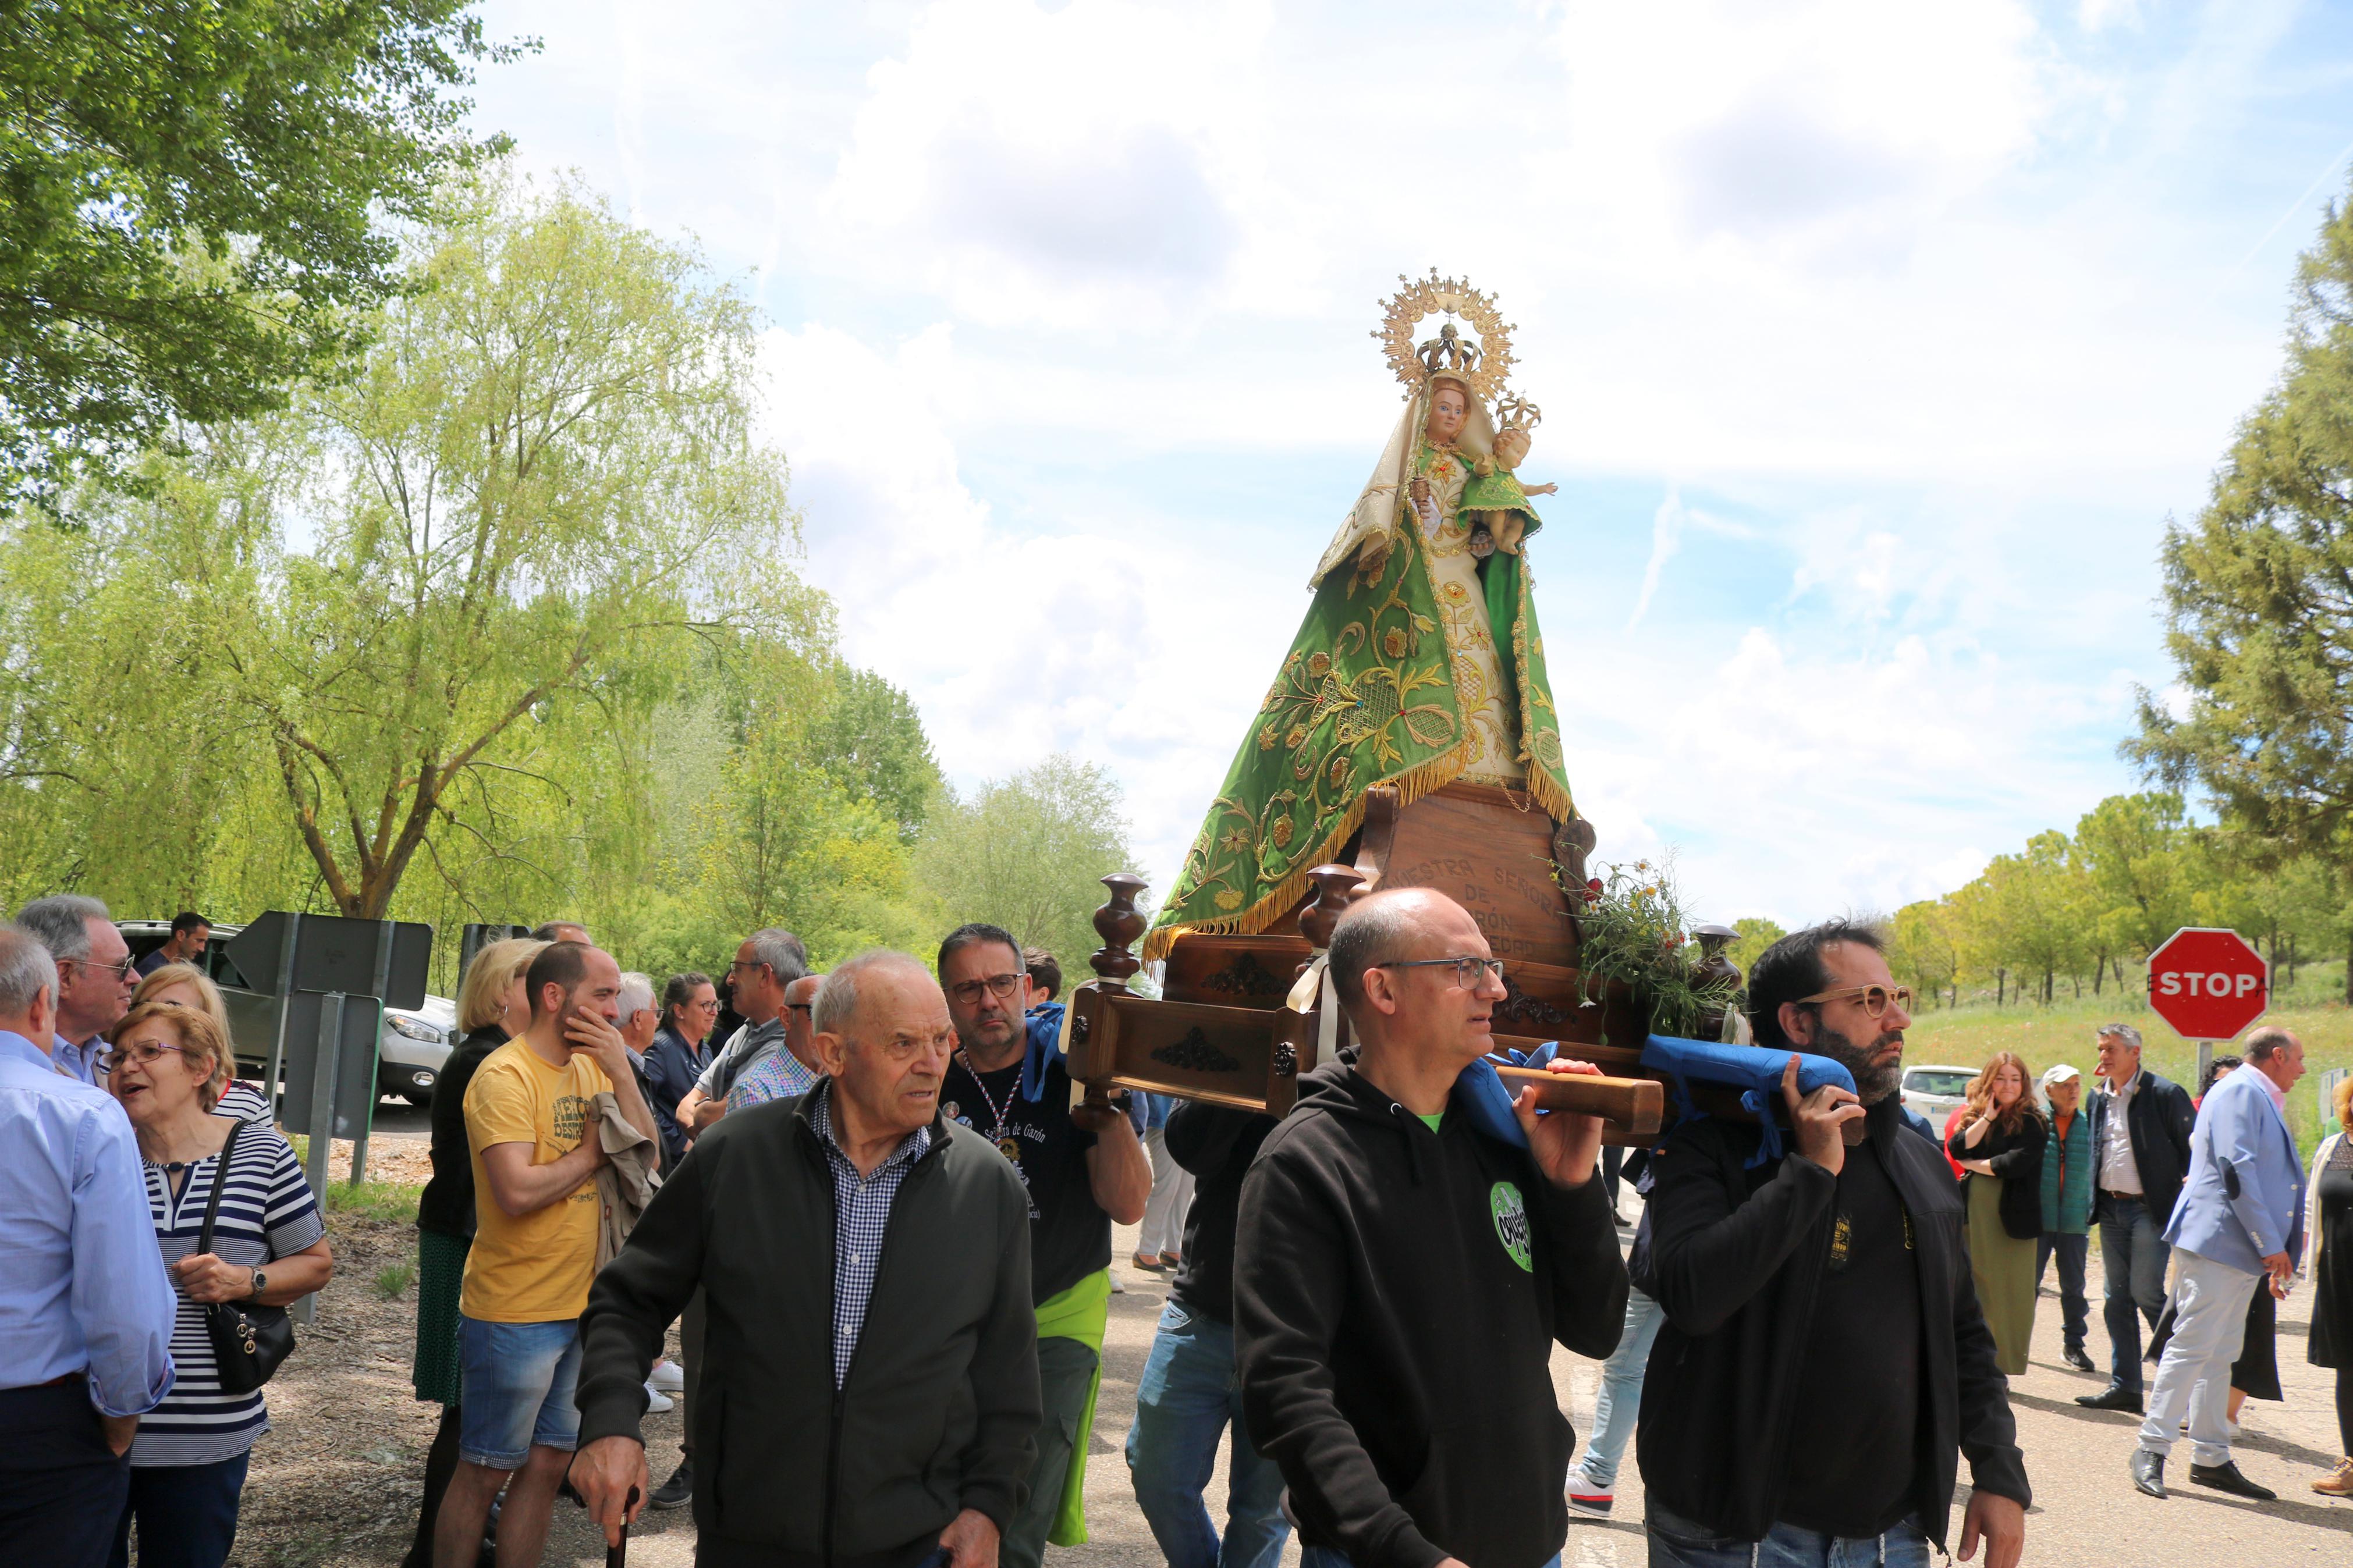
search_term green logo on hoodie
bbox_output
[1490,1182,1532,1271]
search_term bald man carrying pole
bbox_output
[570,951,1041,1568]
[1236,888,1629,1568]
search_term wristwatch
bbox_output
[248,1268,267,1301]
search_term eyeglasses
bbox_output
[1375,956,1506,989]
[946,973,1023,1005]
[74,955,137,982]
[1794,984,1914,1018]
[101,1041,187,1071]
[726,959,769,976]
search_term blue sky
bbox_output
[471,0,2353,927]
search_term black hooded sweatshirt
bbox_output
[1234,1061,1628,1568]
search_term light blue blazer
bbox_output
[2163,1066,2306,1275]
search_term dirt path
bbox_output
[238,1179,2352,1566]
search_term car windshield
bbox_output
[1905,1069,1974,1098]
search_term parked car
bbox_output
[1900,1062,1976,1127]
[116,919,458,1105]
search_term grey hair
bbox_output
[2095,1022,2143,1051]
[812,950,928,1043]
[15,894,111,962]
[617,970,656,1020]
[747,927,809,985]
[2244,1025,2295,1062]
[1328,890,1439,1019]
[0,926,61,1017]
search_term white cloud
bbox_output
[465,0,2352,930]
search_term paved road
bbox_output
[519,1200,2350,1568]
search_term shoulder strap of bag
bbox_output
[196,1117,252,1256]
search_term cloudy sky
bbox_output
[473,0,2353,927]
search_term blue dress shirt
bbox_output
[0,1029,176,1415]
[50,1031,106,1086]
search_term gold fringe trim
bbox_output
[1141,735,1476,963]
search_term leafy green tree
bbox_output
[1889,899,1959,1008]
[813,666,943,842]
[917,754,1137,975]
[2129,180,2353,977]
[1726,916,1784,981]
[0,1,527,510]
[2071,792,2201,982]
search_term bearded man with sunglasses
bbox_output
[1637,920,2029,1568]
[939,922,1151,1568]
[1235,887,1628,1568]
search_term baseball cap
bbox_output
[2040,1063,2081,1088]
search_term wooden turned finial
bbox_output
[1298,864,1366,951]
[1089,872,1149,985]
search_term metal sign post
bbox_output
[294,991,343,1327]
[349,922,397,1187]
[263,913,303,1123]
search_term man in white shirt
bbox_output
[2076,1025,2196,1416]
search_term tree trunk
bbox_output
[1997,968,2007,1005]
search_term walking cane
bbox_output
[607,1487,641,1568]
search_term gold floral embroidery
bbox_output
[1271,816,1295,848]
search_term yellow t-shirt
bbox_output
[459,1039,612,1322]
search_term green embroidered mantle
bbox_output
[1144,500,1571,962]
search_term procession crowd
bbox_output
[4,890,2352,1568]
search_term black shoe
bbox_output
[651,1459,694,1510]
[2189,1460,2276,1501]
[2064,1345,2096,1372]
[2079,1384,2143,1414]
[2131,1450,2167,1498]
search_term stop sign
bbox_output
[2146,927,2269,1040]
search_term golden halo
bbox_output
[1372,269,1516,404]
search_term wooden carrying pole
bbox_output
[1492,1066,1663,1137]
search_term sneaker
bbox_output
[648,1359,686,1394]
[2312,1457,2353,1497]
[2063,1345,2095,1372]
[1567,1482,1613,1517]
[644,1382,675,1414]
[1110,1272,1126,1294]
[651,1459,694,1509]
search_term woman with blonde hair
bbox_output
[401,936,548,1568]
[105,1001,333,1566]
[1948,1050,2047,1375]
[129,962,269,1122]
[2306,1073,2353,1496]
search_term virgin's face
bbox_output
[1426,386,1468,445]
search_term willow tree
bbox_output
[225,170,794,919]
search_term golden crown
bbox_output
[1373,270,1516,404]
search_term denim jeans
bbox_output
[2035,1231,2090,1353]
[1305,1552,1555,1568]
[457,1315,583,1469]
[1645,1503,1930,1567]
[1126,1302,1289,1568]
[109,1452,251,1568]
[2098,1196,2170,1394]
[1571,1288,1665,1491]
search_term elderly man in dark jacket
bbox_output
[1637,920,2029,1568]
[569,951,1041,1568]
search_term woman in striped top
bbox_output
[129,963,271,1122]
[106,1001,333,1568]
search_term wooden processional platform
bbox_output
[1066,781,1677,1142]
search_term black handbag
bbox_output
[196,1118,296,1395]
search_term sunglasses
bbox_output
[1794,983,1913,1019]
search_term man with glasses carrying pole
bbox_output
[938,922,1151,1568]
[1233,887,1628,1568]
[1635,920,2028,1568]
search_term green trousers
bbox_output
[1000,1335,1100,1568]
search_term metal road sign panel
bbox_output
[2146,926,2269,1042]
[225,912,432,1008]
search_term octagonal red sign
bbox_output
[2146,926,2269,1041]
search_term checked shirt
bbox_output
[811,1083,932,1387]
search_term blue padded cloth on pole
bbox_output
[1639,1034,1857,1167]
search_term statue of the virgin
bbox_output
[1146,275,1575,959]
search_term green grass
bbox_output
[372,1261,416,1299]
[323,1180,424,1226]
[1908,991,2352,1158]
